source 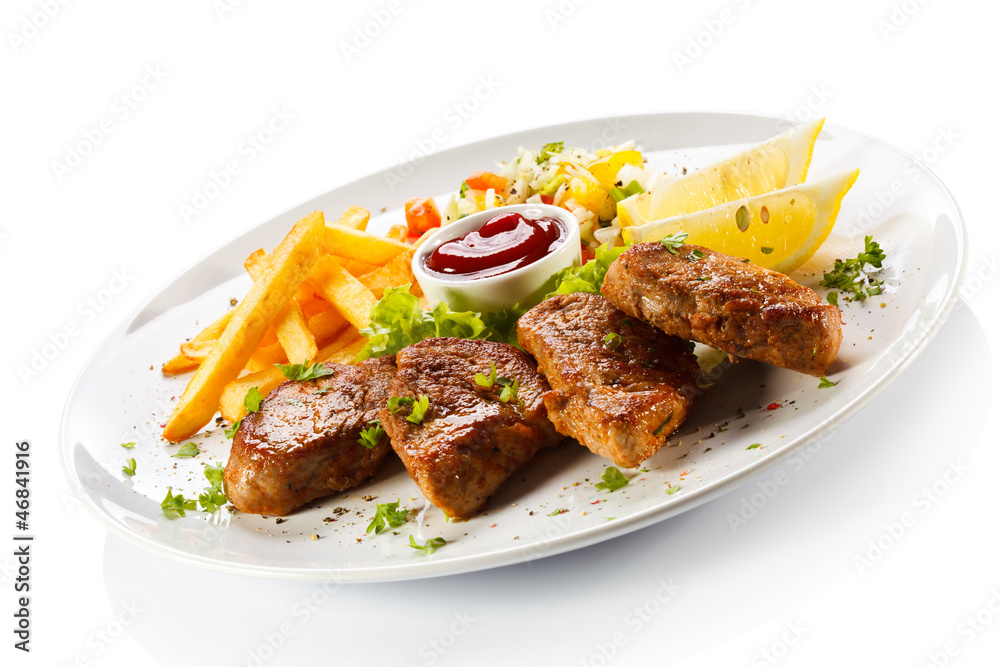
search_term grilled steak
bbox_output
[381,338,562,519]
[517,292,699,468]
[224,357,397,516]
[602,242,842,377]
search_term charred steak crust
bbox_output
[601,242,843,377]
[381,337,562,519]
[517,292,699,468]
[224,357,397,516]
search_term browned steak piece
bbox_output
[381,338,562,519]
[517,292,699,468]
[602,242,843,377]
[224,357,397,516]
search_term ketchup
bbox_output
[424,212,566,280]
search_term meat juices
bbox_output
[517,292,699,469]
[381,338,562,519]
[602,243,843,377]
[224,357,397,516]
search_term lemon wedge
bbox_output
[623,168,860,275]
[617,119,825,227]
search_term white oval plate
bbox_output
[60,113,966,582]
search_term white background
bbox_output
[3,1,999,665]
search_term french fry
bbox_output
[161,309,234,375]
[322,225,409,266]
[180,339,216,361]
[344,260,380,276]
[245,341,287,373]
[219,329,369,424]
[245,249,318,364]
[299,295,330,319]
[309,256,378,330]
[162,211,325,442]
[307,308,350,345]
[357,250,416,299]
[336,205,370,231]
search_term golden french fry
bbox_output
[344,260,380,276]
[245,249,318,365]
[245,341,288,373]
[299,295,330,319]
[357,250,416,299]
[385,224,409,242]
[162,355,199,375]
[220,329,368,423]
[308,308,350,345]
[309,256,378,330]
[162,211,325,442]
[180,339,216,361]
[322,226,409,265]
[336,205,370,231]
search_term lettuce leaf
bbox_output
[546,242,629,297]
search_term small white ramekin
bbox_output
[412,203,581,313]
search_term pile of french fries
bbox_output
[161,206,421,442]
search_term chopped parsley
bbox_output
[366,500,409,535]
[173,442,200,458]
[358,420,385,450]
[604,332,622,349]
[161,488,197,519]
[746,443,762,450]
[820,235,886,302]
[818,376,838,389]
[475,361,498,388]
[595,467,629,492]
[408,535,446,554]
[120,441,136,449]
[660,232,689,254]
[407,395,430,424]
[122,458,137,477]
[536,141,564,164]
[244,386,264,412]
[224,419,242,439]
[275,361,334,382]
[386,396,414,414]
[666,484,682,496]
[497,377,523,408]
[199,463,227,513]
[687,248,706,262]
[548,508,569,516]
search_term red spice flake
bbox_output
[766,402,781,410]
[590,500,602,505]
[489,523,497,528]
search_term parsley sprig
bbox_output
[595,467,629,492]
[408,535,446,554]
[474,362,523,407]
[367,500,409,535]
[821,236,886,303]
[660,232,689,254]
[275,361,334,382]
[172,442,200,458]
[358,420,385,450]
[161,488,197,519]
[122,458,137,477]
[199,463,228,513]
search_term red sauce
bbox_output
[424,212,566,280]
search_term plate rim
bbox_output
[59,110,969,582]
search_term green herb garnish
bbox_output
[820,236,886,302]
[475,361,498,388]
[121,441,136,449]
[497,377,522,408]
[407,395,430,424]
[199,463,227,513]
[537,141,564,164]
[548,508,569,516]
[161,488,197,519]
[275,361,334,382]
[687,248,706,262]
[818,376,838,389]
[746,443,762,450]
[594,467,629,492]
[358,420,385,450]
[666,484,681,496]
[604,332,622,349]
[660,232,690,254]
[224,419,242,439]
[244,386,264,412]
[367,500,409,535]
[653,412,674,437]
[173,442,200,458]
[408,535,446,554]
[122,458,137,477]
